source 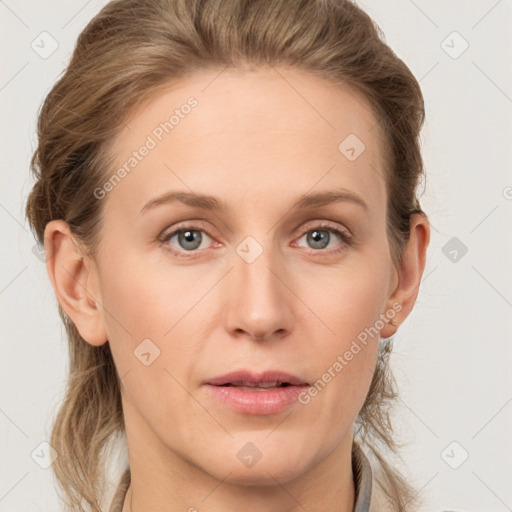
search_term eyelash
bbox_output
[158,222,353,258]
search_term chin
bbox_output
[216,460,310,487]
[194,437,319,486]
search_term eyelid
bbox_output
[296,220,352,238]
[158,220,217,246]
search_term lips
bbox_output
[203,369,310,415]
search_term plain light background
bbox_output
[1,0,511,510]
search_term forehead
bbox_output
[104,66,388,220]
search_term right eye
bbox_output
[159,223,217,256]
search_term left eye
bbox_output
[295,226,349,251]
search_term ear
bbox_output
[380,213,431,338]
[43,219,108,346]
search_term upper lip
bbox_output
[204,370,309,386]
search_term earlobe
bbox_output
[380,213,431,339]
[44,220,108,346]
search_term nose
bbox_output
[223,245,294,343]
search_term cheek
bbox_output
[96,255,204,429]
[98,247,191,339]
[307,255,388,348]
[97,248,213,391]
[299,255,388,411]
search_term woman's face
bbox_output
[87,66,402,484]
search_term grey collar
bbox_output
[352,441,373,512]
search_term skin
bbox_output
[44,66,430,512]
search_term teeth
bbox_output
[256,381,279,388]
[230,380,282,388]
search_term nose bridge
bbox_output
[224,233,293,340]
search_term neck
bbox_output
[120,403,356,512]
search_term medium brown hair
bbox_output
[25,0,427,510]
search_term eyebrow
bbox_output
[139,188,369,215]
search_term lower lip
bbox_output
[203,384,308,415]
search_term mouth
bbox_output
[203,370,309,414]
